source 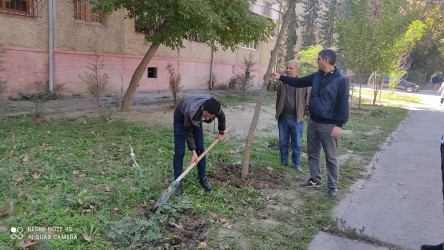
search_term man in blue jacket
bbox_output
[271,49,349,197]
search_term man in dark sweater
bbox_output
[270,49,349,197]
[173,96,226,195]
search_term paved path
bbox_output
[310,83,444,249]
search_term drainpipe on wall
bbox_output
[121,8,125,53]
[209,50,215,89]
[48,0,54,93]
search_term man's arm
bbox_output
[332,77,350,138]
[214,110,226,141]
[183,126,197,151]
[271,72,315,88]
[216,110,226,134]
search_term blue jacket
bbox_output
[279,68,349,127]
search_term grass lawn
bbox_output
[0,91,410,249]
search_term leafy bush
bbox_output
[297,45,323,76]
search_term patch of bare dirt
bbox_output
[157,210,210,249]
[209,164,284,189]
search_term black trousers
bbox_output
[441,143,444,201]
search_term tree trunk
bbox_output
[120,43,161,111]
[241,0,298,179]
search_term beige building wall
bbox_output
[0,1,277,96]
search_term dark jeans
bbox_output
[278,116,303,166]
[441,143,444,201]
[173,119,206,180]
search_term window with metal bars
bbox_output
[0,0,31,15]
[74,0,106,25]
[263,1,272,18]
[243,41,257,50]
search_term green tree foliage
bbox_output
[284,0,299,62]
[335,0,376,99]
[369,1,419,81]
[300,0,320,48]
[86,0,276,111]
[296,45,323,76]
[409,43,443,84]
[336,0,421,105]
[406,0,444,83]
[318,0,339,48]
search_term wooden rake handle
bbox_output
[172,127,231,187]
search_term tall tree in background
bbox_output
[406,0,444,83]
[284,0,299,62]
[319,0,338,48]
[365,0,420,104]
[335,0,374,108]
[297,45,323,76]
[89,0,275,111]
[300,0,320,48]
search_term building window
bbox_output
[0,0,31,15]
[243,41,257,50]
[189,34,204,43]
[74,0,106,25]
[147,67,157,78]
[135,15,154,34]
[263,1,272,17]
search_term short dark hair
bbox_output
[203,97,221,115]
[318,49,337,66]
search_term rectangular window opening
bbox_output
[74,0,106,25]
[263,1,272,17]
[0,0,31,15]
[147,67,157,78]
[189,33,204,43]
[242,41,257,50]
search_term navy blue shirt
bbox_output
[279,68,349,127]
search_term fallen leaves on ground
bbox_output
[197,242,207,248]
[0,224,9,231]
[82,205,95,214]
[28,211,35,217]
[0,203,10,216]
[82,233,94,242]
[19,239,39,248]
[218,218,232,228]
[15,175,23,184]
[31,172,41,179]
[21,155,28,162]
[259,214,268,219]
